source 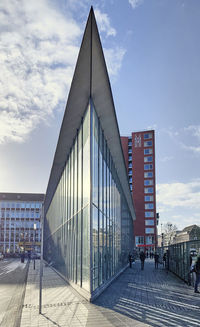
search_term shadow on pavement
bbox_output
[94,260,200,327]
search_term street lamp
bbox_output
[33,223,37,270]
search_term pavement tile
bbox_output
[20,259,200,327]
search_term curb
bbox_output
[1,260,30,327]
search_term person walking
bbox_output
[154,252,159,269]
[128,252,132,268]
[194,256,200,293]
[20,252,25,263]
[140,251,145,270]
[163,253,166,268]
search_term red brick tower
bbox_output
[121,130,157,253]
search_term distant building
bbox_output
[158,224,200,246]
[0,193,44,254]
[121,130,157,252]
[43,8,135,301]
[172,225,200,244]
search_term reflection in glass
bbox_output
[44,100,134,298]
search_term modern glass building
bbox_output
[44,8,135,301]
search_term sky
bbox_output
[0,0,200,232]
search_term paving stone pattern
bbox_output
[20,259,200,327]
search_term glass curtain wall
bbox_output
[44,104,90,291]
[91,101,133,293]
[44,98,134,296]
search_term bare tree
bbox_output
[163,222,178,234]
[162,222,178,245]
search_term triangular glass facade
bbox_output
[44,8,135,301]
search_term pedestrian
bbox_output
[194,256,200,293]
[140,251,145,270]
[128,252,132,268]
[154,252,159,269]
[188,253,193,286]
[20,252,25,263]
[28,251,31,261]
[163,253,166,268]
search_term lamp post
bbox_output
[39,202,44,314]
[33,223,37,270]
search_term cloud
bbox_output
[128,0,143,9]
[159,156,173,163]
[180,125,200,155]
[181,144,200,154]
[104,47,126,76]
[157,180,200,231]
[0,0,82,144]
[184,125,200,140]
[162,127,179,138]
[162,125,200,156]
[157,179,200,211]
[94,9,116,37]
[0,0,125,144]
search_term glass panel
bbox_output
[99,125,103,212]
[145,228,154,234]
[92,205,98,291]
[71,147,74,217]
[72,215,77,282]
[74,139,77,215]
[144,133,152,139]
[77,212,81,286]
[99,211,103,286]
[78,126,82,212]
[70,150,74,218]
[92,108,98,207]
[144,140,153,147]
[103,139,107,216]
[145,220,154,226]
[82,205,89,290]
[83,107,90,207]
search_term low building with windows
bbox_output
[0,193,44,255]
[44,8,135,301]
[121,130,157,253]
[172,225,200,244]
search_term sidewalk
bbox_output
[20,259,200,327]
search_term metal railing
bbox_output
[157,240,200,284]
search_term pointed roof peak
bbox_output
[88,6,94,19]
[45,8,135,220]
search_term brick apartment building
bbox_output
[121,130,157,252]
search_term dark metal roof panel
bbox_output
[44,8,135,220]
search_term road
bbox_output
[0,258,28,326]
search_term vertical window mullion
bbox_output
[97,118,100,286]
[81,121,83,287]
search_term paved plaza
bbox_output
[19,259,200,327]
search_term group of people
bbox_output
[128,249,200,294]
[139,251,161,270]
[128,250,164,270]
[144,251,155,259]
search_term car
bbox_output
[0,253,4,260]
